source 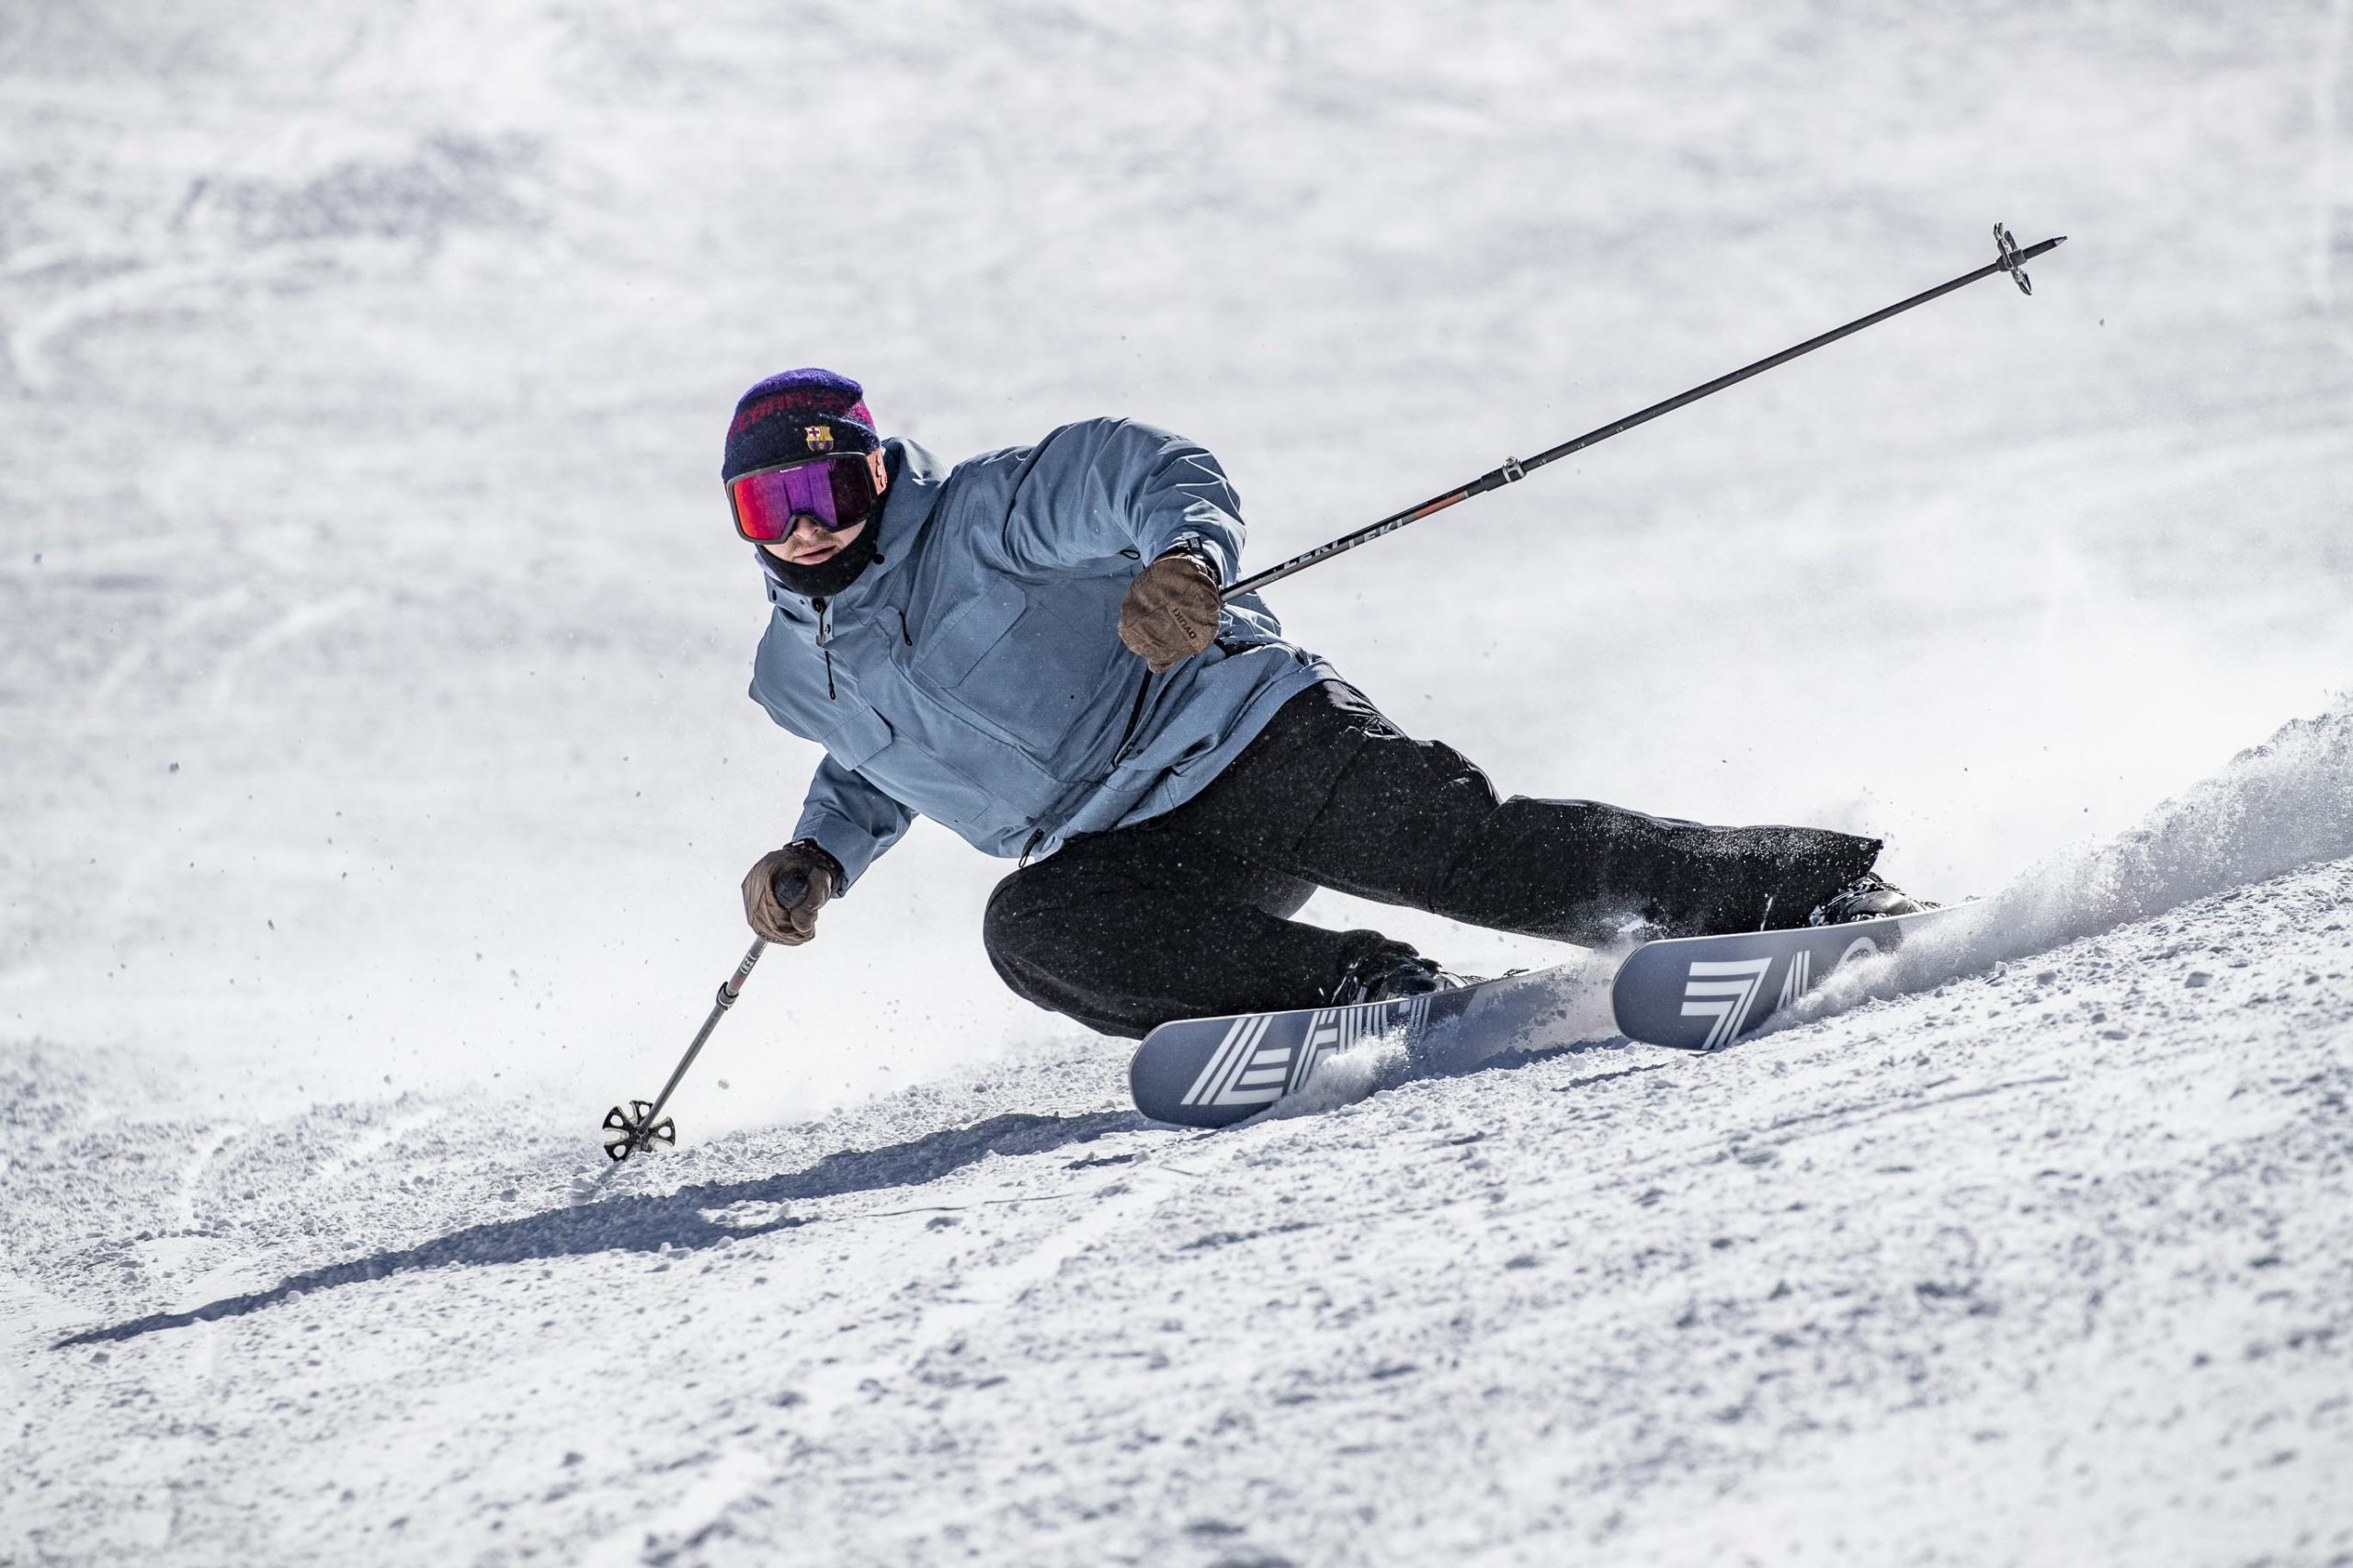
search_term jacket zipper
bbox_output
[813,597,835,700]
[1108,668,1154,765]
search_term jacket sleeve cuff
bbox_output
[790,812,885,892]
[1152,528,1235,586]
[786,837,847,888]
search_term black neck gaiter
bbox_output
[756,518,882,600]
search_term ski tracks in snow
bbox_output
[596,1141,1203,1565]
[11,860,2353,1564]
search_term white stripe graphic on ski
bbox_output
[1183,1014,1271,1108]
[1776,948,1813,1010]
[1681,958,1774,1051]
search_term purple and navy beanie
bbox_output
[722,369,879,483]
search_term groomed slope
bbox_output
[8,728,2349,1566]
[6,4,2353,1561]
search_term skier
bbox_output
[727,369,1917,1039]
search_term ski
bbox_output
[1128,963,1607,1130]
[1608,903,1965,1051]
[1130,905,1967,1125]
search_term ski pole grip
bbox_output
[770,866,812,909]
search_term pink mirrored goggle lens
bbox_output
[728,458,877,542]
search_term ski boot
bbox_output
[1330,941,1472,1006]
[1808,870,1930,926]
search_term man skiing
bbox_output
[728,369,1916,1039]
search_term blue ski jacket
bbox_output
[748,418,1335,890]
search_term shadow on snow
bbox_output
[57,1108,1143,1348]
[58,1033,1646,1349]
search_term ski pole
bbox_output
[1224,222,2065,601]
[602,866,810,1161]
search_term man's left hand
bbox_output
[1119,547,1222,674]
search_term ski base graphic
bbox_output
[1129,964,1602,1130]
[1608,903,1965,1051]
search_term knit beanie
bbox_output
[722,369,879,483]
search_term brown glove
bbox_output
[741,840,840,946]
[1118,546,1222,674]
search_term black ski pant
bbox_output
[983,681,1880,1039]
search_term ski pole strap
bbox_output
[1224,223,2065,601]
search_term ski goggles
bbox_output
[727,452,883,542]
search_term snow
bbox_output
[6,1,2353,1562]
[13,837,2353,1564]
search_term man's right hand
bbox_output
[742,841,841,945]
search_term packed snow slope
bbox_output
[9,722,2353,1566]
[6,0,2353,1562]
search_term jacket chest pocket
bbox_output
[911,578,1121,761]
[916,578,1027,685]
